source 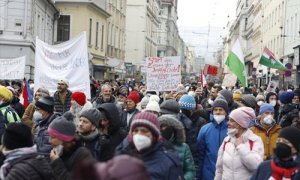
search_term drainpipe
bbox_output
[23,0,28,39]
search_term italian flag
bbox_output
[225,40,247,87]
[259,47,288,70]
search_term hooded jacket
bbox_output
[197,114,228,180]
[97,103,126,161]
[251,120,281,160]
[159,115,196,180]
[215,129,264,180]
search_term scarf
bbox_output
[79,129,99,141]
[270,160,298,180]
[0,146,37,179]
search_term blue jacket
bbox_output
[197,114,228,180]
[116,139,184,180]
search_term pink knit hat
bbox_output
[229,107,256,128]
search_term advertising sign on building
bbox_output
[34,32,91,98]
[146,56,181,91]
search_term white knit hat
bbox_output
[145,101,160,113]
[149,95,160,104]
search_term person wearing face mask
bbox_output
[215,107,264,180]
[255,94,265,115]
[159,115,196,180]
[251,127,300,180]
[197,97,229,180]
[22,87,50,129]
[251,103,281,160]
[266,92,280,122]
[116,112,184,180]
[33,96,61,156]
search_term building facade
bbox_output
[125,0,160,74]
[106,0,126,79]
[0,0,59,79]
[54,0,110,80]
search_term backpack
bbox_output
[0,106,21,136]
[223,139,254,151]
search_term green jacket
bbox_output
[174,143,196,180]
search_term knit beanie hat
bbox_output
[212,96,229,114]
[279,91,294,104]
[130,112,160,138]
[241,94,257,109]
[71,92,86,106]
[176,84,186,94]
[229,107,256,128]
[35,96,54,113]
[0,85,13,101]
[160,99,180,115]
[275,127,300,159]
[256,94,265,102]
[233,92,241,101]
[48,112,76,142]
[219,89,233,104]
[127,91,140,104]
[259,103,274,115]
[140,96,150,108]
[80,108,101,127]
[278,127,300,152]
[3,123,33,150]
[149,95,160,104]
[266,92,278,103]
[145,101,160,113]
[178,95,196,110]
[119,85,129,96]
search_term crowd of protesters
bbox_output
[0,78,300,180]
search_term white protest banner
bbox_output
[0,56,26,80]
[34,32,91,99]
[146,56,181,91]
[222,73,237,87]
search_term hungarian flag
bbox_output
[225,39,248,87]
[22,78,33,108]
[259,47,288,70]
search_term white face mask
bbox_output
[133,134,151,151]
[33,111,43,122]
[263,115,274,125]
[208,99,214,105]
[227,128,238,137]
[214,115,226,124]
[269,100,277,107]
[257,101,264,106]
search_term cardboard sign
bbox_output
[146,56,181,91]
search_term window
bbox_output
[101,25,104,49]
[96,22,99,48]
[57,15,70,42]
[89,18,92,45]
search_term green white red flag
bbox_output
[259,47,288,70]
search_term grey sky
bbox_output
[177,0,238,63]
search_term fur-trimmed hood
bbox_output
[158,115,185,144]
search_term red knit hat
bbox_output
[71,92,86,106]
[127,91,140,104]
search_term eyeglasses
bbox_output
[35,107,41,111]
[57,83,66,86]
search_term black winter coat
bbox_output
[53,90,72,114]
[97,103,127,161]
[5,156,55,180]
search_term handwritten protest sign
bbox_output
[0,56,26,80]
[146,56,181,91]
[34,32,91,98]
